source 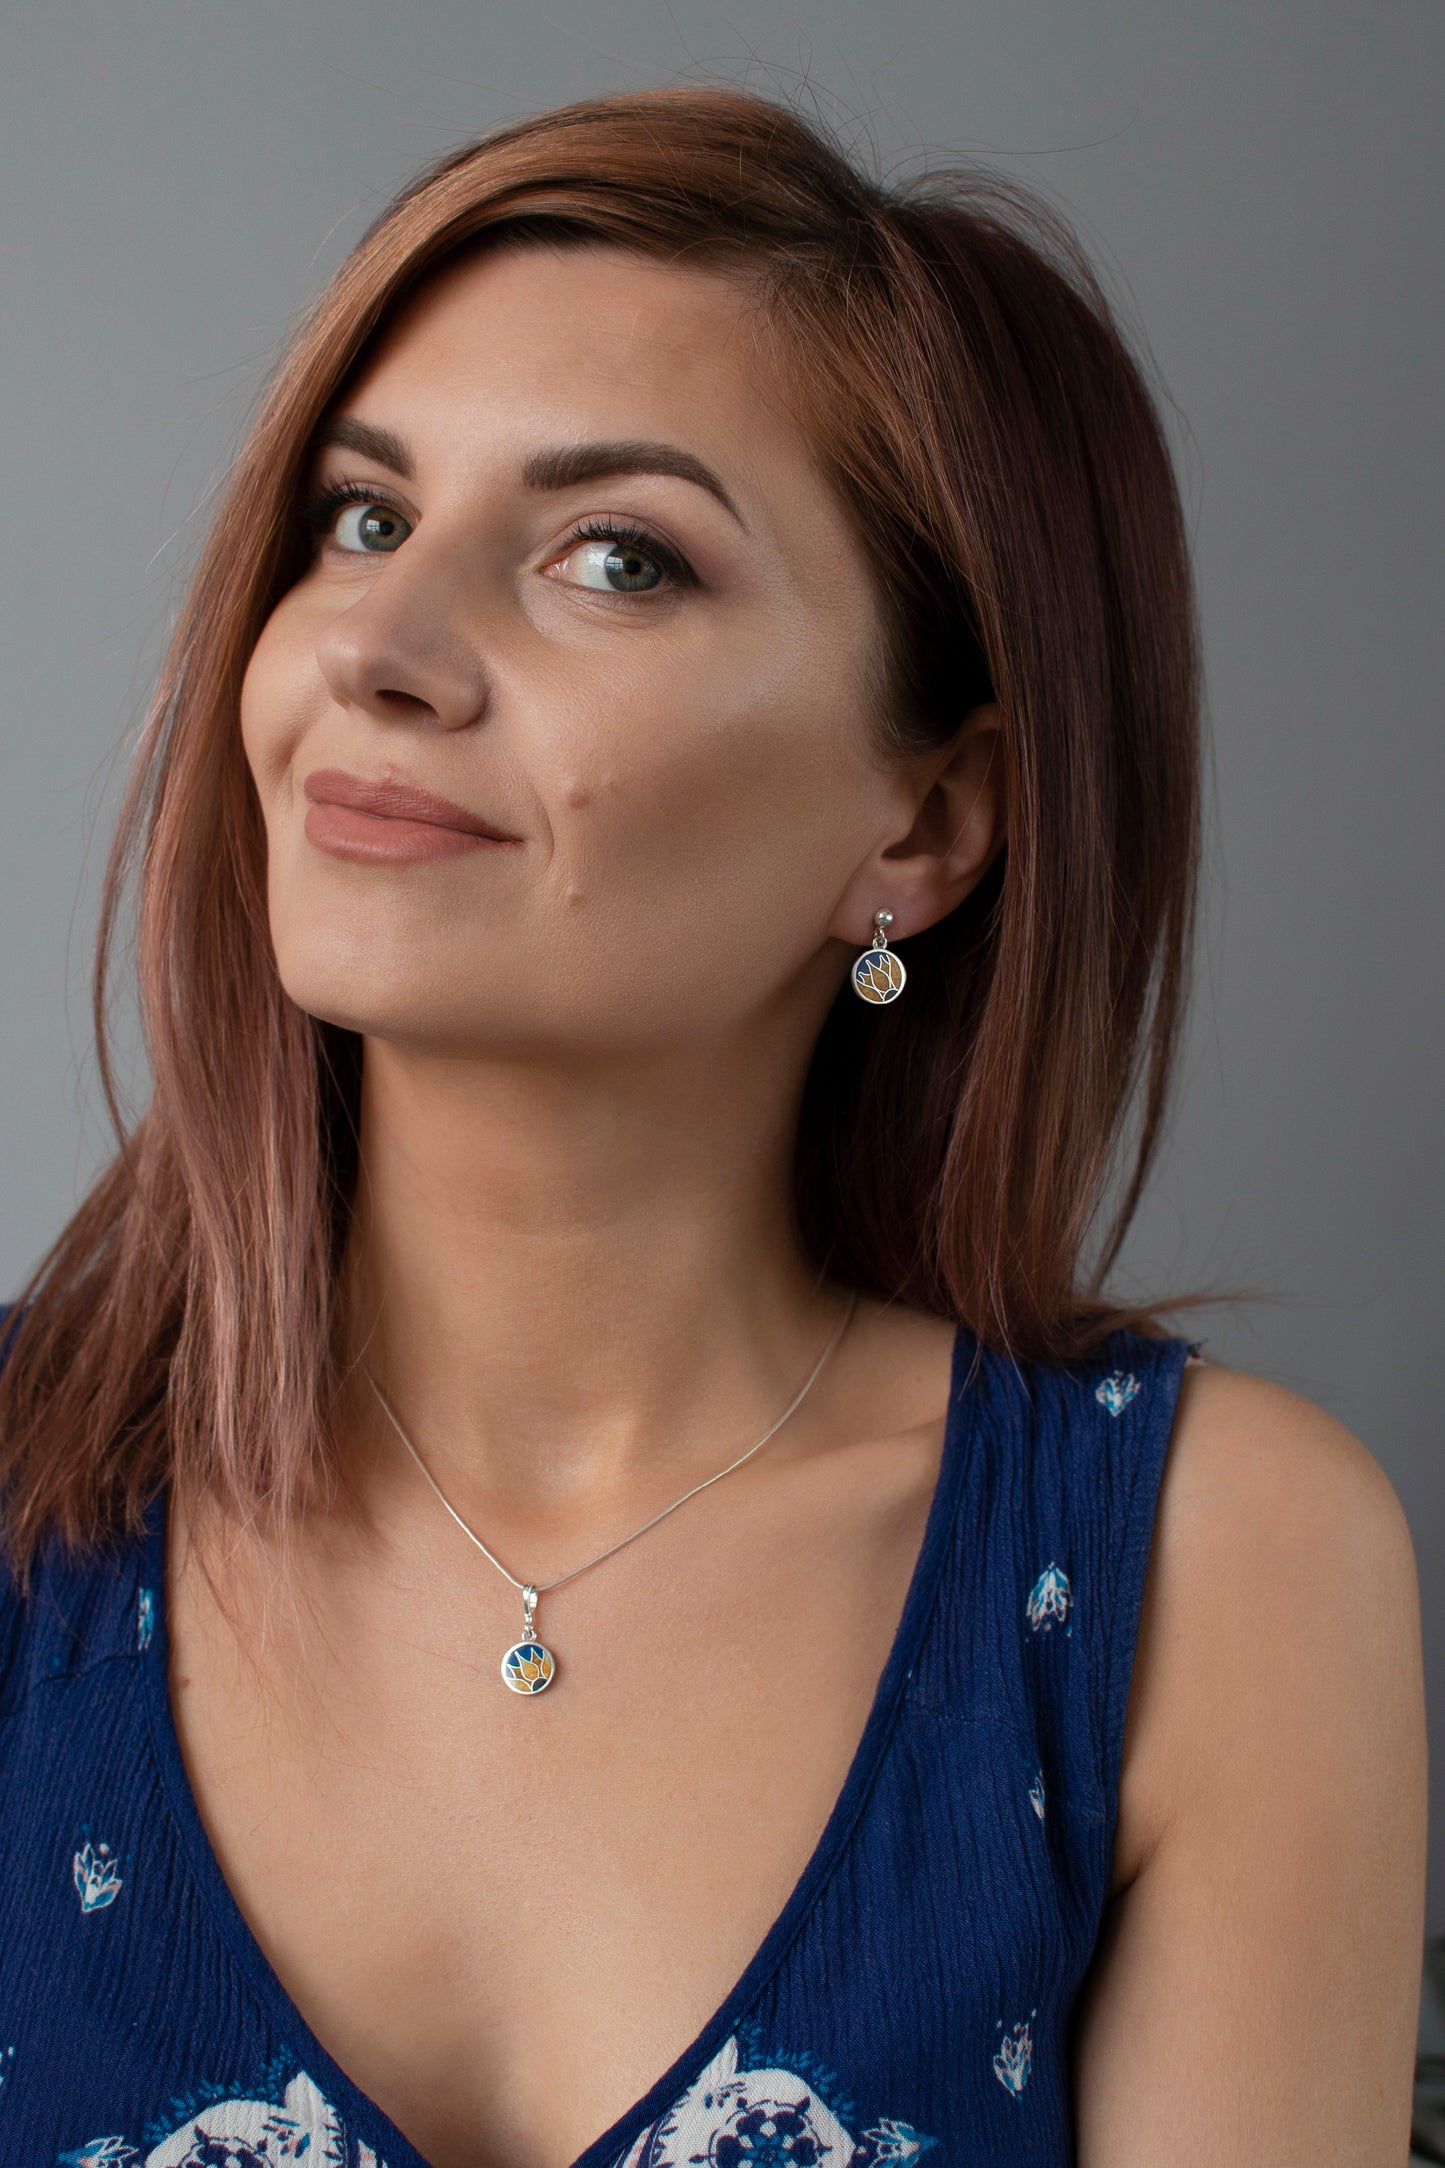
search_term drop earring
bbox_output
[851,910,907,1005]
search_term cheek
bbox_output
[239,597,317,805]
[237,602,355,1009]
[551,651,875,959]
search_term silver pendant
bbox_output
[501,1584,556,1695]
[851,946,906,1003]
[851,909,906,1005]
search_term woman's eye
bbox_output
[552,523,691,596]
[332,498,412,554]
[560,539,666,593]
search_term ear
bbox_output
[828,703,1006,947]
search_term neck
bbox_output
[335,1033,855,1539]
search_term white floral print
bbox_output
[61,2071,385,2168]
[1025,1563,1072,1634]
[1094,1372,1141,1418]
[73,1841,123,1914]
[992,2011,1036,2098]
[613,2034,935,2167]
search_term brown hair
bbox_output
[0,84,1205,1582]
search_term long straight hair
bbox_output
[0,85,1204,1583]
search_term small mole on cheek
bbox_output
[562,779,593,810]
[564,884,586,907]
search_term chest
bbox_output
[166,1432,943,2168]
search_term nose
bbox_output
[312,538,492,733]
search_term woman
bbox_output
[0,83,1425,2168]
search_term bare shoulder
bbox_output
[1160,1355,1407,1505]
[1114,1358,1423,1885]
[1073,1357,1428,2164]
[1157,1357,1416,1622]
[1153,1359,1416,1634]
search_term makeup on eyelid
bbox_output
[301,478,699,595]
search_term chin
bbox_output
[271,933,549,1055]
[271,924,444,1041]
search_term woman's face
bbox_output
[241,242,928,1057]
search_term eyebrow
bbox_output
[309,418,747,530]
[522,441,747,530]
[312,416,415,477]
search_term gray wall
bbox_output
[3,4,1441,1922]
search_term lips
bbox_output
[301,768,521,865]
[303,768,516,837]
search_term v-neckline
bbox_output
[138,1319,980,2168]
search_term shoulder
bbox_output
[1113,1359,1424,1890]
[1159,1360,1416,1629]
[1073,1362,1427,2156]
[1162,1358,1414,1577]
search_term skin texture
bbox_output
[165,242,1427,2167]
[1077,1365,1426,2165]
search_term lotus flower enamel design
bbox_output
[502,1639,556,1694]
[851,949,906,1005]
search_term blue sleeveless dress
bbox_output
[0,1316,1197,2165]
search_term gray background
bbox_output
[2,3,1440,1928]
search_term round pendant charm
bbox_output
[501,1640,556,1695]
[852,947,906,1004]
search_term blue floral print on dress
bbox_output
[992,2011,1036,2099]
[1028,1768,1046,1821]
[1025,1563,1071,1635]
[136,1586,155,1651]
[1094,1372,1141,1418]
[73,1840,123,1914]
[60,2069,387,2168]
[612,2034,936,2167]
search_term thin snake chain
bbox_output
[362,1285,859,1696]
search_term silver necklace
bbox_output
[362,1288,858,1697]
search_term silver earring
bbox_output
[851,910,907,1005]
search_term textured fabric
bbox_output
[0,1313,1196,2164]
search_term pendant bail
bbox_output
[522,1583,538,1638]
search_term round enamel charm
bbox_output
[501,1640,556,1695]
[852,947,906,1004]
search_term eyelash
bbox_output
[299,480,697,593]
[565,516,696,590]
